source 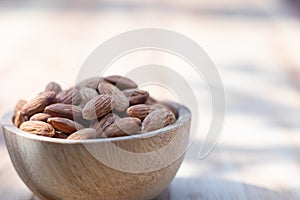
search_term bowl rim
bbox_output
[1,104,191,144]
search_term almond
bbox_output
[14,99,27,116]
[91,113,120,133]
[67,128,99,140]
[142,108,176,132]
[160,101,179,119]
[21,91,56,117]
[56,88,81,105]
[123,89,149,105]
[14,75,180,140]
[47,117,84,134]
[45,82,62,95]
[30,113,52,122]
[98,82,129,112]
[14,111,28,127]
[82,94,112,120]
[104,117,141,138]
[53,131,68,139]
[79,87,99,105]
[20,121,55,137]
[126,104,163,120]
[44,103,82,120]
[104,75,138,90]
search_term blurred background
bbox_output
[0,0,300,199]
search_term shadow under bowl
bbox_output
[1,105,191,200]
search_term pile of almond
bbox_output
[13,75,178,140]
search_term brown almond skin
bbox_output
[53,131,68,139]
[14,111,28,127]
[126,104,164,120]
[67,128,99,140]
[104,117,141,138]
[20,121,55,137]
[56,88,81,105]
[123,89,149,105]
[47,117,84,134]
[44,103,82,120]
[82,95,112,120]
[45,82,62,95]
[79,87,99,105]
[160,101,179,119]
[90,113,120,133]
[98,82,129,112]
[142,108,176,132]
[104,75,138,90]
[14,99,27,116]
[30,113,52,122]
[21,91,56,117]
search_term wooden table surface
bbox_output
[1,0,300,199]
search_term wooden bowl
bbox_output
[1,105,191,200]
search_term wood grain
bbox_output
[2,107,191,200]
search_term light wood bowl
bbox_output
[1,105,191,200]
